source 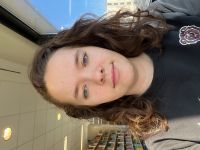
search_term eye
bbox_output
[83,84,88,99]
[82,52,88,67]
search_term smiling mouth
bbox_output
[111,62,115,88]
[111,61,120,88]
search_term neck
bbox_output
[126,53,154,96]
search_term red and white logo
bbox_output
[179,25,200,45]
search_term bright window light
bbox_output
[64,136,68,150]
[81,124,84,150]
[57,113,62,121]
[2,127,12,141]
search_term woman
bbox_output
[29,9,200,149]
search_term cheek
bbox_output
[91,52,111,63]
[92,86,111,97]
[91,86,120,103]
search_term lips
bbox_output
[111,62,119,88]
[111,62,115,88]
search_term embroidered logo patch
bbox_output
[198,96,200,102]
[179,25,200,45]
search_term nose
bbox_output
[82,65,105,85]
[97,66,105,84]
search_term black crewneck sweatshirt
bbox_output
[143,15,200,149]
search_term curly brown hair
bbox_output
[29,10,169,139]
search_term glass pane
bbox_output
[28,0,106,33]
[1,0,143,35]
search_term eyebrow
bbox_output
[74,49,80,99]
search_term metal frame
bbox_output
[0,5,55,44]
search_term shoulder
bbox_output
[148,0,200,17]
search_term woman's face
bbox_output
[44,46,136,106]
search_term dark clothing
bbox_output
[148,0,200,19]
[143,15,200,149]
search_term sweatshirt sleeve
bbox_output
[147,0,200,19]
[145,138,200,150]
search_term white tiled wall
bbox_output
[0,58,89,150]
[33,135,45,150]
[0,115,19,150]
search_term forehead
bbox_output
[44,47,76,104]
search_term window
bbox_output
[0,0,106,35]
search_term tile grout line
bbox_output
[0,106,57,119]
[32,109,37,150]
